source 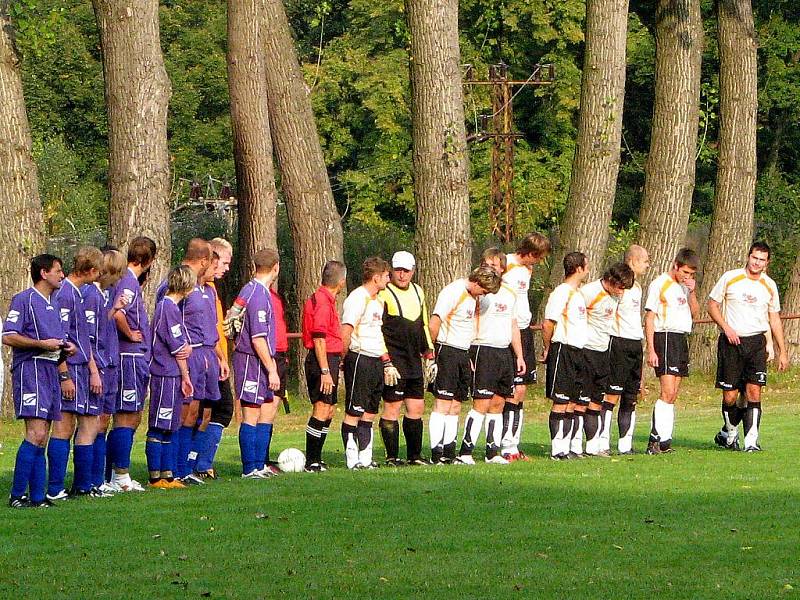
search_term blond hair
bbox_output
[73,246,103,275]
[468,265,501,294]
[99,249,126,289]
[167,265,196,296]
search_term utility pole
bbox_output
[465,62,555,244]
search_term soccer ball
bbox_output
[277,448,305,473]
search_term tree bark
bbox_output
[228,0,278,283]
[690,0,758,372]
[636,0,703,289]
[551,0,629,284]
[406,0,471,299]
[92,0,172,304]
[0,3,46,416]
[784,249,800,365]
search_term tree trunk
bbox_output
[784,249,800,365]
[92,0,172,304]
[636,0,703,289]
[406,0,471,299]
[0,3,46,416]
[228,0,278,283]
[690,0,758,372]
[550,0,629,284]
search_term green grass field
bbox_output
[1,371,798,599]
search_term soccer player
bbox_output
[194,237,234,479]
[302,260,347,472]
[644,247,700,454]
[428,265,501,464]
[84,248,128,493]
[708,241,788,452]
[268,280,289,469]
[500,233,551,460]
[601,245,650,454]
[542,252,590,460]
[47,246,104,500]
[340,257,395,470]
[580,263,634,456]
[5,254,76,508]
[232,249,281,479]
[457,249,523,465]
[146,266,195,488]
[377,251,434,466]
[107,236,157,492]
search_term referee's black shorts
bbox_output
[653,331,689,378]
[607,335,643,403]
[305,351,341,405]
[545,342,585,404]
[715,333,767,391]
[343,351,383,416]
[274,350,289,398]
[513,327,537,385]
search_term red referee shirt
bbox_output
[302,286,343,354]
[270,288,289,353]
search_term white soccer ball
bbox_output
[277,448,305,473]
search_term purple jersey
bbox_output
[102,283,120,366]
[3,287,67,370]
[155,277,216,347]
[150,297,188,377]
[81,283,109,369]
[233,279,275,357]
[115,268,150,356]
[55,278,91,365]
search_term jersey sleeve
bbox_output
[247,292,271,340]
[161,303,188,355]
[768,280,781,313]
[114,282,137,316]
[341,292,363,327]
[544,287,566,323]
[708,273,727,303]
[84,289,100,341]
[310,295,331,337]
[432,287,455,319]
[3,294,28,336]
[643,279,661,313]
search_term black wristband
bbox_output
[58,372,70,383]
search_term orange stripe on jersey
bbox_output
[503,263,532,275]
[444,291,472,341]
[659,279,673,323]
[757,277,774,299]
[561,290,575,338]
[586,290,607,311]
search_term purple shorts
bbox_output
[188,346,221,403]
[13,358,62,421]
[117,353,150,413]
[101,366,119,415]
[61,363,93,416]
[148,375,183,431]
[232,351,273,406]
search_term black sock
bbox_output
[548,411,563,440]
[443,441,457,460]
[485,418,499,459]
[341,423,357,450]
[583,409,600,440]
[305,417,325,465]
[565,412,576,442]
[743,401,762,440]
[649,407,659,442]
[618,403,634,436]
[356,421,372,452]
[379,418,399,460]
[402,417,423,460]
[502,401,515,441]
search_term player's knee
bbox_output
[27,429,48,447]
[382,401,401,420]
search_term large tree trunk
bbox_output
[92,0,172,303]
[228,0,278,283]
[690,0,758,372]
[636,0,703,289]
[550,0,629,284]
[0,3,46,416]
[784,250,800,365]
[406,0,471,299]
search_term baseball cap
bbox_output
[392,251,416,270]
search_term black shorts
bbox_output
[607,336,643,402]
[205,379,234,427]
[383,377,425,402]
[470,345,514,399]
[653,332,689,378]
[583,348,610,404]
[545,342,586,404]
[274,351,289,398]
[513,327,537,385]
[343,351,384,416]
[305,351,341,405]
[430,343,471,402]
[716,334,767,391]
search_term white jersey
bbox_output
[432,279,477,351]
[614,281,644,340]
[502,254,533,329]
[342,286,387,358]
[544,282,588,349]
[581,279,620,352]
[474,283,517,348]
[709,268,780,337]
[644,273,693,333]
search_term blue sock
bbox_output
[47,438,71,496]
[109,427,135,470]
[239,424,257,474]
[105,429,118,481]
[263,423,274,464]
[145,429,163,476]
[176,426,193,478]
[30,446,47,503]
[161,431,175,476]
[92,432,107,487]
[73,444,93,492]
[196,423,223,472]
[187,429,209,473]
[254,424,270,471]
[11,439,37,499]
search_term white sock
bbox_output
[444,414,459,446]
[744,405,761,448]
[345,431,359,469]
[653,399,674,442]
[429,412,446,451]
[460,409,485,455]
[358,428,374,466]
[551,417,565,457]
[485,414,502,452]
[618,411,636,453]
[570,414,584,455]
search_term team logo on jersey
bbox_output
[85,310,96,325]
[257,310,267,323]
[578,306,586,316]
[171,324,183,338]
[517,281,526,290]
[22,393,37,407]
[677,297,687,306]
[6,310,19,323]
[604,307,614,317]
[122,389,137,404]
[743,293,758,305]
[494,303,508,313]
[243,380,259,394]
[60,308,71,322]
[158,407,174,422]
[371,311,382,322]
[466,309,474,318]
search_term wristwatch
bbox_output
[58,372,71,383]
[321,368,330,375]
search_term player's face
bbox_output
[746,250,769,276]
[519,251,546,267]
[392,268,413,289]
[482,256,504,276]
[605,281,626,298]
[467,281,488,298]
[375,270,390,290]
[630,252,650,277]
[577,261,590,282]
[214,251,232,279]
[674,264,696,285]
[42,262,65,290]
